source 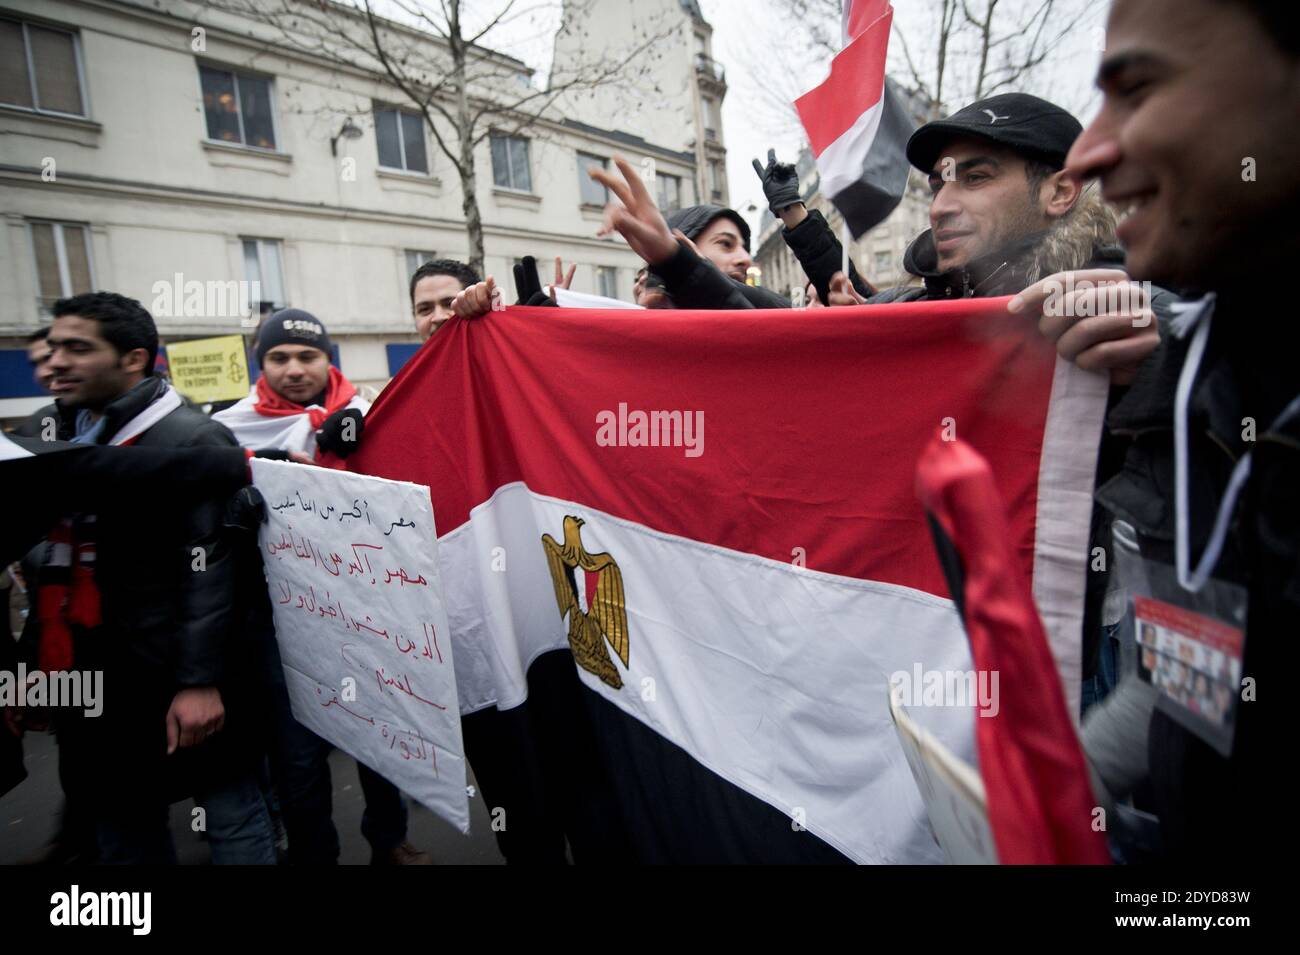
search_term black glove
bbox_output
[512,255,558,307]
[223,486,266,532]
[751,148,802,214]
[315,407,364,458]
[513,256,542,305]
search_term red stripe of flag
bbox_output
[844,0,888,43]
[794,6,893,156]
[350,300,1058,602]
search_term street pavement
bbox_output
[0,728,505,865]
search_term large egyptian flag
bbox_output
[795,0,914,237]
[349,300,1107,863]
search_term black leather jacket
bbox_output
[779,208,874,305]
[1094,292,1297,860]
[18,378,261,801]
[650,240,791,310]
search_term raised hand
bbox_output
[553,256,577,290]
[591,156,678,266]
[751,147,803,214]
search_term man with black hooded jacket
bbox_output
[587,158,791,310]
[656,204,790,309]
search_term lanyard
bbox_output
[1174,297,1300,592]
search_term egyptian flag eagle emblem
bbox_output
[542,516,629,689]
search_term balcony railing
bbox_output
[695,53,725,83]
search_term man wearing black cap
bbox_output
[215,308,366,460]
[760,95,1172,718]
[215,309,433,864]
[764,93,1151,312]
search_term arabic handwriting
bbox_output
[379,722,437,774]
[382,566,428,587]
[425,622,443,664]
[314,685,375,725]
[375,666,448,711]
[384,518,416,536]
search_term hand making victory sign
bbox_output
[589,156,679,267]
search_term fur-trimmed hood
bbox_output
[896,186,1123,299]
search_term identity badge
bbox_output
[1134,595,1244,757]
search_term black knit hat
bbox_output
[255,308,331,367]
[906,93,1083,174]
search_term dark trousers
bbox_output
[262,641,408,864]
[96,771,276,865]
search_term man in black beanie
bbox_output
[217,308,365,460]
[216,308,433,865]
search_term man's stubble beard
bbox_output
[964,193,1050,269]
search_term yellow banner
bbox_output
[166,335,250,403]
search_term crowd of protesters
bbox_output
[2,0,1293,865]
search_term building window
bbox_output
[490,133,532,192]
[375,106,428,173]
[873,251,892,274]
[656,173,682,213]
[29,221,93,311]
[578,153,608,206]
[0,18,86,116]
[708,160,724,200]
[242,238,286,313]
[200,65,277,150]
[702,97,719,138]
[405,249,436,277]
[597,266,618,300]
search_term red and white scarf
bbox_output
[214,366,366,459]
[37,384,182,672]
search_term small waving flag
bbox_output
[795,0,914,237]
